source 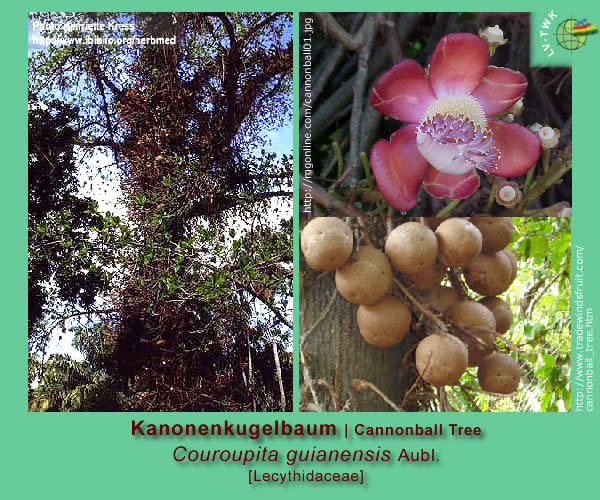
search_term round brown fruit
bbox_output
[385,222,438,274]
[335,246,392,305]
[402,260,446,291]
[479,297,513,334]
[415,334,468,386]
[435,218,482,268]
[357,295,412,348]
[300,217,353,271]
[464,251,513,297]
[470,216,514,254]
[478,353,521,394]
[445,301,496,366]
[422,285,460,313]
[500,248,518,284]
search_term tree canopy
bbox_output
[28,12,293,411]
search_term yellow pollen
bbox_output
[422,95,488,130]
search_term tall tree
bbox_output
[29,12,293,411]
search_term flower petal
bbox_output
[430,33,489,97]
[472,66,528,116]
[370,59,436,123]
[423,167,480,200]
[370,125,429,211]
[488,119,541,177]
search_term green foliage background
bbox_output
[449,217,571,412]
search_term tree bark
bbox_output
[299,217,420,412]
[272,342,286,412]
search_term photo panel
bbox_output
[300,13,571,217]
[28,12,293,412]
[299,216,571,412]
[299,12,572,412]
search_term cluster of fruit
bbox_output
[300,216,521,398]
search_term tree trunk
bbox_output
[299,217,422,412]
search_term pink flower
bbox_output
[369,33,541,211]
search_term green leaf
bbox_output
[530,235,550,257]
[543,354,556,368]
[524,238,532,259]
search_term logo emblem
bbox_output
[556,18,597,51]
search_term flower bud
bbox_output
[494,180,522,208]
[557,207,572,217]
[538,126,560,150]
[478,25,508,55]
[529,122,543,134]
[508,98,524,116]
[554,202,572,217]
